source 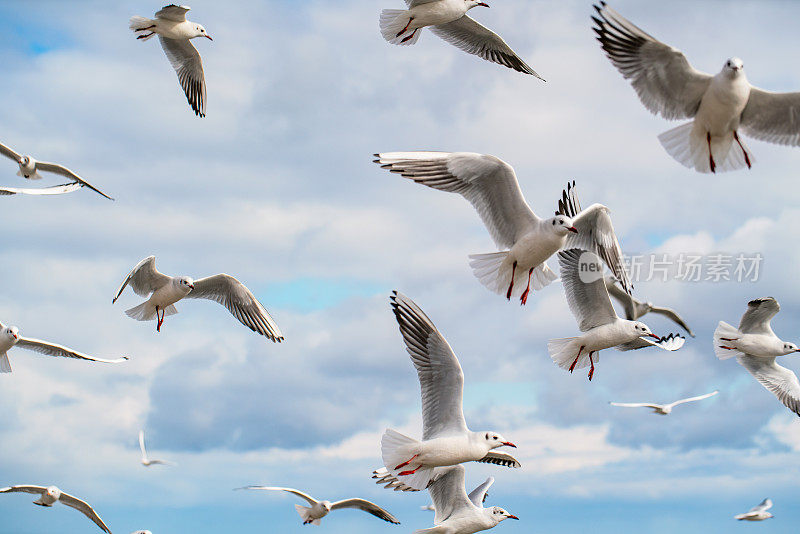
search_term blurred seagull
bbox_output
[374,153,632,303]
[380,0,543,79]
[715,297,800,416]
[594,2,800,174]
[0,183,82,197]
[0,322,128,374]
[610,390,718,415]
[139,430,174,467]
[735,499,773,521]
[414,465,516,534]
[550,249,684,381]
[380,292,520,491]
[113,256,283,342]
[605,276,695,337]
[0,141,113,199]
[0,485,112,533]
[234,486,400,526]
[130,5,211,117]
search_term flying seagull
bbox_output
[715,297,800,416]
[550,249,684,381]
[594,2,800,174]
[735,498,773,521]
[380,292,520,491]
[374,153,633,303]
[610,390,718,415]
[130,5,211,117]
[139,430,174,467]
[112,256,283,342]
[0,485,112,533]
[380,0,543,79]
[0,183,82,196]
[234,486,400,526]
[0,322,128,373]
[0,141,113,199]
[605,276,695,337]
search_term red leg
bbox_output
[506,261,517,300]
[135,24,156,32]
[707,132,716,173]
[394,454,419,471]
[733,131,752,169]
[719,345,737,350]
[520,268,533,305]
[396,17,414,37]
[398,466,419,476]
[400,28,418,43]
[719,337,738,342]
[569,346,585,373]
[156,307,164,332]
[137,32,155,40]
[587,352,596,381]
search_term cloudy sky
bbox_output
[1,0,800,532]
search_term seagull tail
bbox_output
[414,527,448,534]
[469,252,557,299]
[16,169,42,180]
[380,9,420,45]
[125,303,178,321]
[713,321,744,360]
[129,16,157,39]
[294,504,320,526]
[381,429,433,490]
[658,123,754,174]
[0,352,11,373]
[548,337,595,371]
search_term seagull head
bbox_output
[177,276,195,292]
[45,486,60,499]
[319,501,332,512]
[548,215,578,236]
[194,24,213,40]
[3,326,19,343]
[467,0,490,8]
[484,431,516,449]
[633,322,659,340]
[782,342,800,354]
[489,507,518,523]
[723,57,744,76]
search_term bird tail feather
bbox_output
[380,9,420,45]
[0,353,11,373]
[713,321,744,360]
[16,169,42,180]
[125,303,178,321]
[294,504,320,525]
[414,528,448,534]
[381,429,433,490]
[658,122,754,173]
[548,337,596,371]
[469,252,557,299]
[129,16,157,40]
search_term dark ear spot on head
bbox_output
[485,432,489,440]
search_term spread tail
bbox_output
[469,252,557,300]
[0,353,11,373]
[16,170,42,180]
[381,429,433,490]
[294,504,320,526]
[125,302,178,321]
[129,16,157,40]
[658,122,755,174]
[548,337,597,371]
[380,9,420,45]
[713,321,744,360]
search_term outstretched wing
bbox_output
[159,36,206,117]
[750,498,773,513]
[737,355,800,417]
[557,249,618,332]
[0,141,21,162]
[429,465,474,524]
[58,492,112,534]
[155,4,190,21]
[15,337,128,364]
[738,297,779,335]
[0,183,82,196]
[476,450,521,469]
[139,430,148,459]
[741,88,800,146]
[649,305,695,337]
[467,477,494,508]
[113,256,171,302]
[669,390,718,407]
[616,333,685,352]
[234,486,317,506]
[0,485,46,496]
[609,402,661,409]
[34,162,113,200]
[330,499,400,524]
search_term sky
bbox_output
[1,0,800,533]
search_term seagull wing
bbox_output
[466,477,494,508]
[0,141,21,162]
[0,485,46,496]
[737,354,800,417]
[185,274,283,342]
[604,276,637,319]
[139,430,148,459]
[15,337,128,364]
[738,297,780,335]
[158,36,206,117]
[234,486,317,506]
[592,2,711,120]
[330,499,400,524]
[113,256,171,302]
[391,291,468,440]
[557,249,618,331]
[616,333,685,352]
[34,162,113,200]
[429,465,475,524]
[610,402,663,410]
[374,152,539,250]
[0,183,82,196]
[741,88,800,146]
[649,305,695,337]
[750,498,773,512]
[155,4,190,21]
[668,390,718,408]
[476,450,521,469]
[429,16,543,78]
[58,492,112,534]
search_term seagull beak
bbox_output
[12,334,18,340]
[508,514,519,520]
[648,333,661,340]
[501,441,516,448]
[478,2,490,7]
[189,284,195,290]
[205,34,213,40]
[568,227,578,233]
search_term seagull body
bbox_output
[374,153,632,304]
[0,322,127,374]
[139,430,173,467]
[381,292,519,491]
[610,390,718,415]
[594,2,800,173]
[714,297,800,416]
[112,256,283,342]
[414,465,516,534]
[735,498,773,521]
[550,249,684,380]
[234,486,399,526]
[604,276,695,337]
[130,5,211,117]
[0,141,112,199]
[0,485,112,533]
[380,0,543,78]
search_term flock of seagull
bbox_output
[3,1,800,532]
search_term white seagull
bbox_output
[715,297,800,416]
[0,485,112,533]
[735,499,773,521]
[381,292,520,491]
[610,390,718,415]
[130,5,211,117]
[594,2,800,174]
[0,141,113,199]
[605,276,695,337]
[414,465,517,534]
[139,430,174,467]
[550,249,685,381]
[234,486,400,526]
[0,322,128,374]
[112,256,283,342]
[380,0,543,79]
[374,153,633,304]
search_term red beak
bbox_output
[478,2,490,6]
[649,333,661,340]
[205,35,213,40]
[508,514,519,520]
[189,284,195,290]
[501,441,516,448]
[568,227,578,233]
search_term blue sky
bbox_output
[1,0,800,533]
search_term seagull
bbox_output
[594,2,800,174]
[379,0,543,79]
[371,468,493,512]
[550,249,685,381]
[714,297,800,416]
[374,153,633,304]
[0,322,128,374]
[610,390,718,415]
[381,292,520,491]
[735,499,773,521]
[0,485,112,533]
[0,141,113,199]
[604,276,695,337]
[139,430,174,467]
[112,256,283,342]
[130,5,211,117]
[234,486,400,526]
[414,465,516,534]
[0,183,82,197]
